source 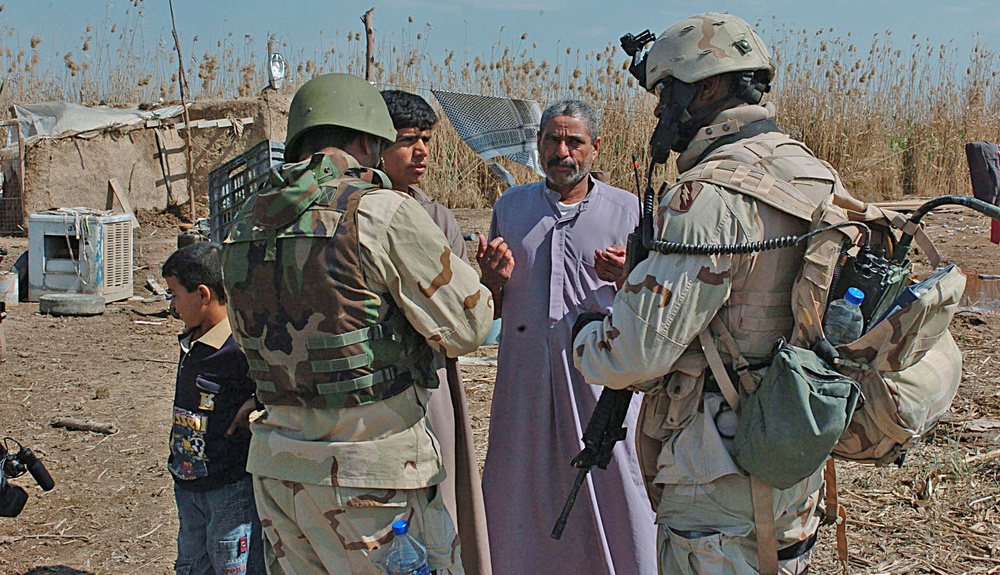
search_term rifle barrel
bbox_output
[550,468,589,540]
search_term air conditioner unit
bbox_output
[28,208,133,303]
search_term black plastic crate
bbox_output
[208,140,284,242]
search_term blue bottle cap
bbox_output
[392,519,409,536]
[845,287,865,306]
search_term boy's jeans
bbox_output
[174,475,265,575]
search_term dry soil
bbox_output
[0,205,998,575]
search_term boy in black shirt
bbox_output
[163,242,263,575]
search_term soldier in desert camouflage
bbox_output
[221,73,493,574]
[574,13,840,574]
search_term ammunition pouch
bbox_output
[731,341,862,489]
[241,319,438,409]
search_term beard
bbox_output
[545,157,589,189]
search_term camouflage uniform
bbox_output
[574,103,833,574]
[222,149,493,574]
[406,183,493,575]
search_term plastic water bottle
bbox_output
[824,287,865,346]
[371,519,430,575]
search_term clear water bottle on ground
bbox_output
[824,287,865,346]
[371,519,431,575]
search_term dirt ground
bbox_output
[1,204,999,575]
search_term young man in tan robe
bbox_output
[381,89,492,575]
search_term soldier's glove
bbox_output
[572,387,633,470]
[572,311,607,342]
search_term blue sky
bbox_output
[4,0,998,85]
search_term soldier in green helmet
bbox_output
[574,13,839,574]
[221,72,493,574]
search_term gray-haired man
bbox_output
[477,100,656,575]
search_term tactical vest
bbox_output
[680,132,840,361]
[222,154,438,409]
[639,132,839,436]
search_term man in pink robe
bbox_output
[477,100,656,574]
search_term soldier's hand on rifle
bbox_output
[594,244,627,288]
[476,234,515,295]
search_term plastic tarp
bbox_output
[431,90,544,188]
[12,102,186,143]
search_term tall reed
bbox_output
[1,6,997,207]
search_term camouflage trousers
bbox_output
[253,475,463,575]
[644,394,824,575]
[655,474,821,574]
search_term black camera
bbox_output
[1,437,55,517]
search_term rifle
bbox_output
[551,386,634,539]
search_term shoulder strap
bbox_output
[697,320,779,575]
[678,159,818,222]
[694,118,781,166]
[698,330,742,413]
[887,211,942,268]
[751,477,779,575]
[345,166,393,190]
[699,318,757,402]
[824,458,851,574]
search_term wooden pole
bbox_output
[15,119,26,234]
[0,305,6,362]
[168,0,197,223]
[3,113,28,233]
[362,8,376,82]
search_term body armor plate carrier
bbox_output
[222,154,437,409]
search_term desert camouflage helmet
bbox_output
[285,73,397,161]
[644,12,775,90]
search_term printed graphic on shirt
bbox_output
[169,406,208,480]
[199,392,215,411]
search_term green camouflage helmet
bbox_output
[644,12,775,90]
[285,73,397,161]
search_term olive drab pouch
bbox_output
[731,341,861,489]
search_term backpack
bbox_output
[678,159,965,468]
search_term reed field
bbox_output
[1,3,998,208]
